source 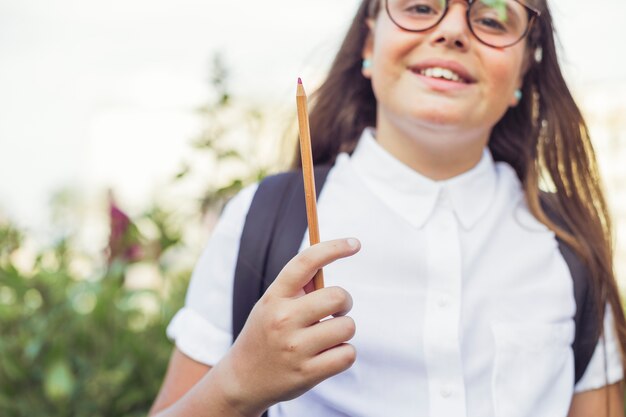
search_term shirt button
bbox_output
[437,296,449,308]
[440,386,452,398]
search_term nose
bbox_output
[430,2,471,51]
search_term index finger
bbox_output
[268,238,360,298]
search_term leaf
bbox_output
[174,164,190,180]
[1,353,26,380]
[24,337,44,361]
[44,359,75,401]
[216,149,243,160]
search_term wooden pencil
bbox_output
[296,78,324,290]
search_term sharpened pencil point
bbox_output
[298,77,302,85]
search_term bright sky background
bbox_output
[1,0,626,242]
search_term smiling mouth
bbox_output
[419,67,468,83]
[412,66,472,84]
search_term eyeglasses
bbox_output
[384,0,541,48]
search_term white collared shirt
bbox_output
[167,128,623,417]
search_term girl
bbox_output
[150,0,626,416]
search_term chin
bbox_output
[411,109,465,128]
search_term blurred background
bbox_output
[1,0,625,415]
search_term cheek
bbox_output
[489,62,518,90]
[370,46,401,97]
[482,49,525,99]
[371,21,424,84]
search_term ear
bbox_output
[361,18,375,79]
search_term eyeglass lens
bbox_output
[386,0,531,47]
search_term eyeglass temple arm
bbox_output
[515,0,541,17]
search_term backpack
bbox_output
[231,165,600,412]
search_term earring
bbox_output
[534,47,543,63]
[514,89,523,102]
[362,59,372,70]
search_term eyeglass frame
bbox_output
[383,0,542,48]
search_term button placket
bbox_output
[423,205,467,417]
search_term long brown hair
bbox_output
[293,0,626,395]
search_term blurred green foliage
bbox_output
[0,219,189,417]
[181,54,272,214]
[0,54,271,416]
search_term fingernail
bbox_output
[346,238,360,249]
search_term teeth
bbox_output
[419,67,464,83]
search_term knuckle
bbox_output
[298,360,316,380]
[294,253,316,272]
[327,345,356,373]
[268,310,292,332]
[326,286,343,303]
[339,345,357,368]
[259,291,276,308]
[342,316,357,339]
[328,286,349,307]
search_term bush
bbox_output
[0,55,271,416]
[0,222,189,417]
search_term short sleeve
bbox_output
[166,183,258,366]
[574,302,624,392]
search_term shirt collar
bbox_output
[349,128,497,230]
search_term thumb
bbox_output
[268,238,360,298]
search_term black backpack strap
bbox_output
[231,165,331,417]
[232,165,332,342]
[540,193,601,384]
[559,234,600,384]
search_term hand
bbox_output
[215,238,361,416]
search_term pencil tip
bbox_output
[298,77,302,85]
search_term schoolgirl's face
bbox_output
[363,0,528,140]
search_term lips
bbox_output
[408,59,477,84]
